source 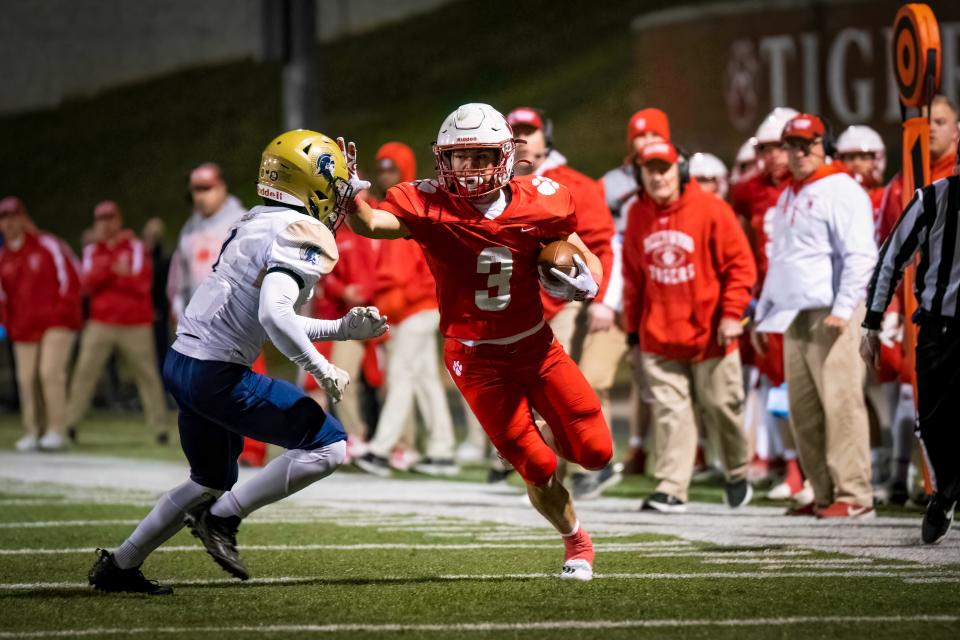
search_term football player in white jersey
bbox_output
[88,130,386,594]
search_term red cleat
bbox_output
[561,527,594,581]
[817,501,875,520]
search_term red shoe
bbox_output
[783,459,804,494]
[785,502,818,516]
[561,527,594,581]
[816,501,875,519]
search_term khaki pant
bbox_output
[330,339,367,438]
[67,322,167,433]
[784,307,872,507]
[369,309,454,459]
[641,350,749,501]
[12,328,76,436]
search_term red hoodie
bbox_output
[0,231,83,342]
[81,230,154,325]
[623,180,756,362]
[539,164,615,319]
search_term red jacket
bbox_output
[320,224,379,318]
[731,172,791,287]
[539,164,615,319]
[623,180,756,362]
[81,230,154,325]
[0,231,83,342]
[374,237,438,324]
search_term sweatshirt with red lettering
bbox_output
[623,180,756,362]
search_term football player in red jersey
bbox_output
[347,103,611,581]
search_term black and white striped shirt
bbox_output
[864,175,960,330]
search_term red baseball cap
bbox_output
[93,200,122,220]
[639,141,679,166]
[189,163,224,189]
[627,108,670,143]
[781,114,826,142]
[506,107,545,131]
[0,196,26,218]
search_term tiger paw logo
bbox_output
[452,360,463,377]
[531,177,559,195]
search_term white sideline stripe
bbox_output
[0,615,958,638]
[0,542,703,556]
[5,570,959,592]
[903,577,960,583]
[0,517,470,529]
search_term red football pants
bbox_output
[444,325,611,486]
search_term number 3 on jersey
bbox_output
[475,247,512,311]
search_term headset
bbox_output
[817,114,837,158]
[535,108,555,150]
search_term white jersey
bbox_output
[172,205,338,366]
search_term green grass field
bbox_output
[1,413,959,639]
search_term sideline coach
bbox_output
[861,170,960,545]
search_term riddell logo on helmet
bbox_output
[257,185,285,200]
[456,137,478,142]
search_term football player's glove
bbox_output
[314,363,350,404]
[341,306,389,341]
[544,254,598,302]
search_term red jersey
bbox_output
[539,164,615,319]
[81,230,154,326]
[0,231,83,342]
[731,172,790,286]
[379,176,576,341]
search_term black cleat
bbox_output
[641,492,687,513]
[185,508,249,580]
[88,548,172,595]
[921,492,956,545]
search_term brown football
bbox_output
[538,240,583,285]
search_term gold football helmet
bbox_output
[257,129,353,230]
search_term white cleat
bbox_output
[38,432,67,451]
[792,481,814,506]
[15,434,40,452]
[560,559,593,581]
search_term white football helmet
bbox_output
[689,152,729,198]
[836,125,886,177]
[433,103,516,198]
[754,107,799,144]
[736,137,757,164]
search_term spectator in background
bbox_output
[508,106,618,499]
[623,142,756,513]
[689,153,729,200]
[732,107,809,503]
[167,163,246,322]
[141,217,171,374]
[0,196,83,451]
[755,114,878,519]
[599,108,670,477]
[67,201,168,444]
[354,142,457,478]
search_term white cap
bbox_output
[689,152,728,179]
[754,107,799,144]
[736,137,757,163]
[836,125,885,155]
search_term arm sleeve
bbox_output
[259,271,340,376]
[830,185,880,320]
[714,203,758,320]
[863,189,926,329]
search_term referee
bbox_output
[861,171,960,545]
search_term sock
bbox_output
[114,479,220,569]
[210,440,346,519]
[561,520,581,537]
[563,525,594,564]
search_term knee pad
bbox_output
[282,440,347,494]
[518,446,558,486]
[578,437,613,471]
[166,479,222,515]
